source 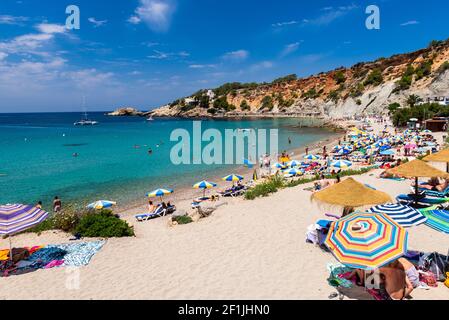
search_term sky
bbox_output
[0,0,448,112]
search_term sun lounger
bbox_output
[418,185,449,198]
[135,205,175,221]
[396,194,449,207]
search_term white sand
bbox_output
[1,120,448,300]
[1,168,448,300]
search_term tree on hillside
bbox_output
[406,94,422,108]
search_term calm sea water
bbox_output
[0,112,336,206]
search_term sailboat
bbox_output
[146,115,154,121]
[74,97,99,126]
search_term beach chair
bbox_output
[396,194,449,208]
[418,185,449,198]
[135,205,168,222]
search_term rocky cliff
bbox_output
[149,38,449,120]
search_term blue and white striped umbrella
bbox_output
[368,203,427,228]
[87,200,117,210]
[283,168,303,176]
[304,154,321,161]
[287,160,302,167]
[331,160,352,169]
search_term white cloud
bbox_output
[272,20,299,28]
[400,20,419,26]
[88,17,108,28]
[250,61,273,71]
[189,64,217,69]
[0,15,28,25]
[281,42,302,57]
[128,0,176,32]
[222,50,249,62]
[147,50,189,60]
[307,4,358,26]
[36,23,66,34]
[0,52,8,60]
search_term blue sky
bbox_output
[0,0,448,112]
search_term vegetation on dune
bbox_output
[333,71,346,84]
[244,167,375,200]
[28,207,134,238]
[363,68,384,86]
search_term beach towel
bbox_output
[48,241,106,267]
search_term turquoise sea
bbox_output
[0,113,336,206]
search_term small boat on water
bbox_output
[146,115,154,121]
[74,112,99,126]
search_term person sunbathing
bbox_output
[419,177,443,191]
[397,258,421,291]
[379,260,413,300]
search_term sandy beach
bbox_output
[1,120,448,300]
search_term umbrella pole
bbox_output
[415,176,419,205]
[9,236,13,262]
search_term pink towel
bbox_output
[44,260,64,269]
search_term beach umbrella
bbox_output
[419,208,449,234]
[387,159,449,196]
[87,200,117,210]
[367,203,427,228]
[287,160,301,167]
[311,177,392,208]
[193,180,217,197]
[146,189,173,201]
[222,174,244,183]
[380,149,395,156]
[0,204,49,261]
[330,160,352,169]
[283,168,303,176]
[272,162,286,169]
[422,129,432,134]
[304,154,321,161]
[424,148,449,172]
[325,211,409,270]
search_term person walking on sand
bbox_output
[53,196,62,213]
[305,146,309,156]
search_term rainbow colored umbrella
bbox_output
[0,204,50,260]
[325,212,408,270]
[193,180,217,197]
[146,189,173,201]
[419,208,449,234]
[87,200,117,210]
[222,174,244,182]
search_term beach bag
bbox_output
[420,252,449,282]
[445,273,449,289]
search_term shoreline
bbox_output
[115,130,345,217]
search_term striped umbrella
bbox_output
[193,180,217,197]
[419,209,449,234]
[222,174,244,182]
[368,203,427,228]
[331,160,352,169]
[287,160,301,167]
[87,200,117,210]
[146,189,173,201]
[304,154,321,161]
[283,168,303,176]
[325,212,408,270]
[272,162,287,169]
[0,204,50,261]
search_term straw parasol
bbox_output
[311,177,392,208]
[387,159,449,196]
[424,149,449,172]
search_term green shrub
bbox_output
[363,69,383,86]
[28,204,81,234]
[174,216,193,225]
[260,95,274,111]
[437,61,449,75]
[244,175,285,200]
[333,71,346,84]
[75,210,134,238]
[302,88,319,99]
[240,100,251,111]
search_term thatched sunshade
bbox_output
[311,177,392,208]
[424,149,449,172]
[387,159,449,196]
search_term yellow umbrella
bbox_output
[387,159,449,196]
[424,149,449,172]
[311,177,392,208]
